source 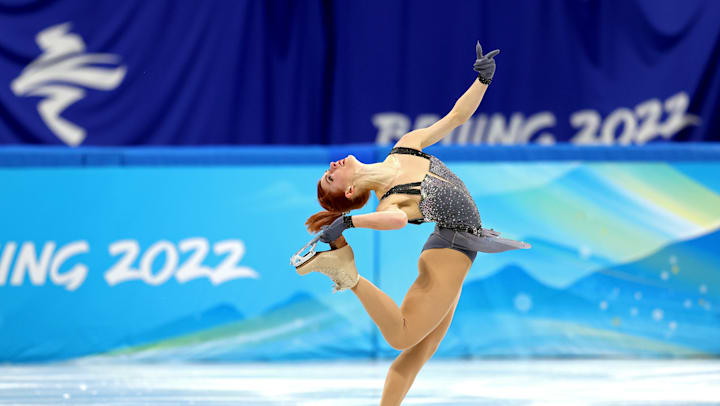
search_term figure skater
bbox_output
[295,42,530,406]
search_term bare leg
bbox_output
[380,295,460,406]
[351,248,471,350]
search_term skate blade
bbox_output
[290,234,321,268]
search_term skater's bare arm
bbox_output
[393,42,498,150]
[395,80,488,150]
[351,206,407,230]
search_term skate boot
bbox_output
[293,236,359,292]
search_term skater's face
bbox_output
[319,155,358,198]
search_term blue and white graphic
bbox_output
[10,23,126,146]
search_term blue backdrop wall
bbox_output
[1,0,719,146]
[1,145,719,362]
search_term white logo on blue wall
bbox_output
[10,22,127,146]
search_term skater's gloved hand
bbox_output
[319,215,354,243]
[473,41,500,85]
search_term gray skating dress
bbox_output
[381,147,530,254]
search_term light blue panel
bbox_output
[0,165,376,361]
[2,146,720,362]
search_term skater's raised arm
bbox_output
[401,80,488,149]
[396,42,499,150]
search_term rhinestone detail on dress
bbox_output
[383,148,483,236]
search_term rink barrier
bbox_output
[1,144,720,362]
[2,143,720,167]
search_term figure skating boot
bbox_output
[292,236,359,292]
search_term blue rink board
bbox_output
[1,145,719,362]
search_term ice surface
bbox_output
[1,359,719,405]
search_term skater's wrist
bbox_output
[342,215,354,229]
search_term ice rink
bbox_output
[2,359,719,405]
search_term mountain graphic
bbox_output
[566,228,720,352]
[521,235,614,273]
[470,234,615,290]
[119,303,246,348]
[424,265,618,358]
[570,228,720,298]
[97,292,372,361]
[458,264,597,316]
[430,230,720,357]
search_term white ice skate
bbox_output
[291,236,359,292]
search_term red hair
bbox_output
[305,180,370,233]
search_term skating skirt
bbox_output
[422,225,530,263]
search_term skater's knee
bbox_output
[387,334,429,352]
[387,333,413,351]
[388,339,412,351]
[385,318,424,351]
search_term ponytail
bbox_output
[305,210,344,233]
[306,179,370,233]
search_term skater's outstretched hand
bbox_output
[473,41,500,85]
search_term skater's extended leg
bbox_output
[351,248,470,350]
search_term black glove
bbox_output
[319,215,354,243]
[473,41,500,85]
